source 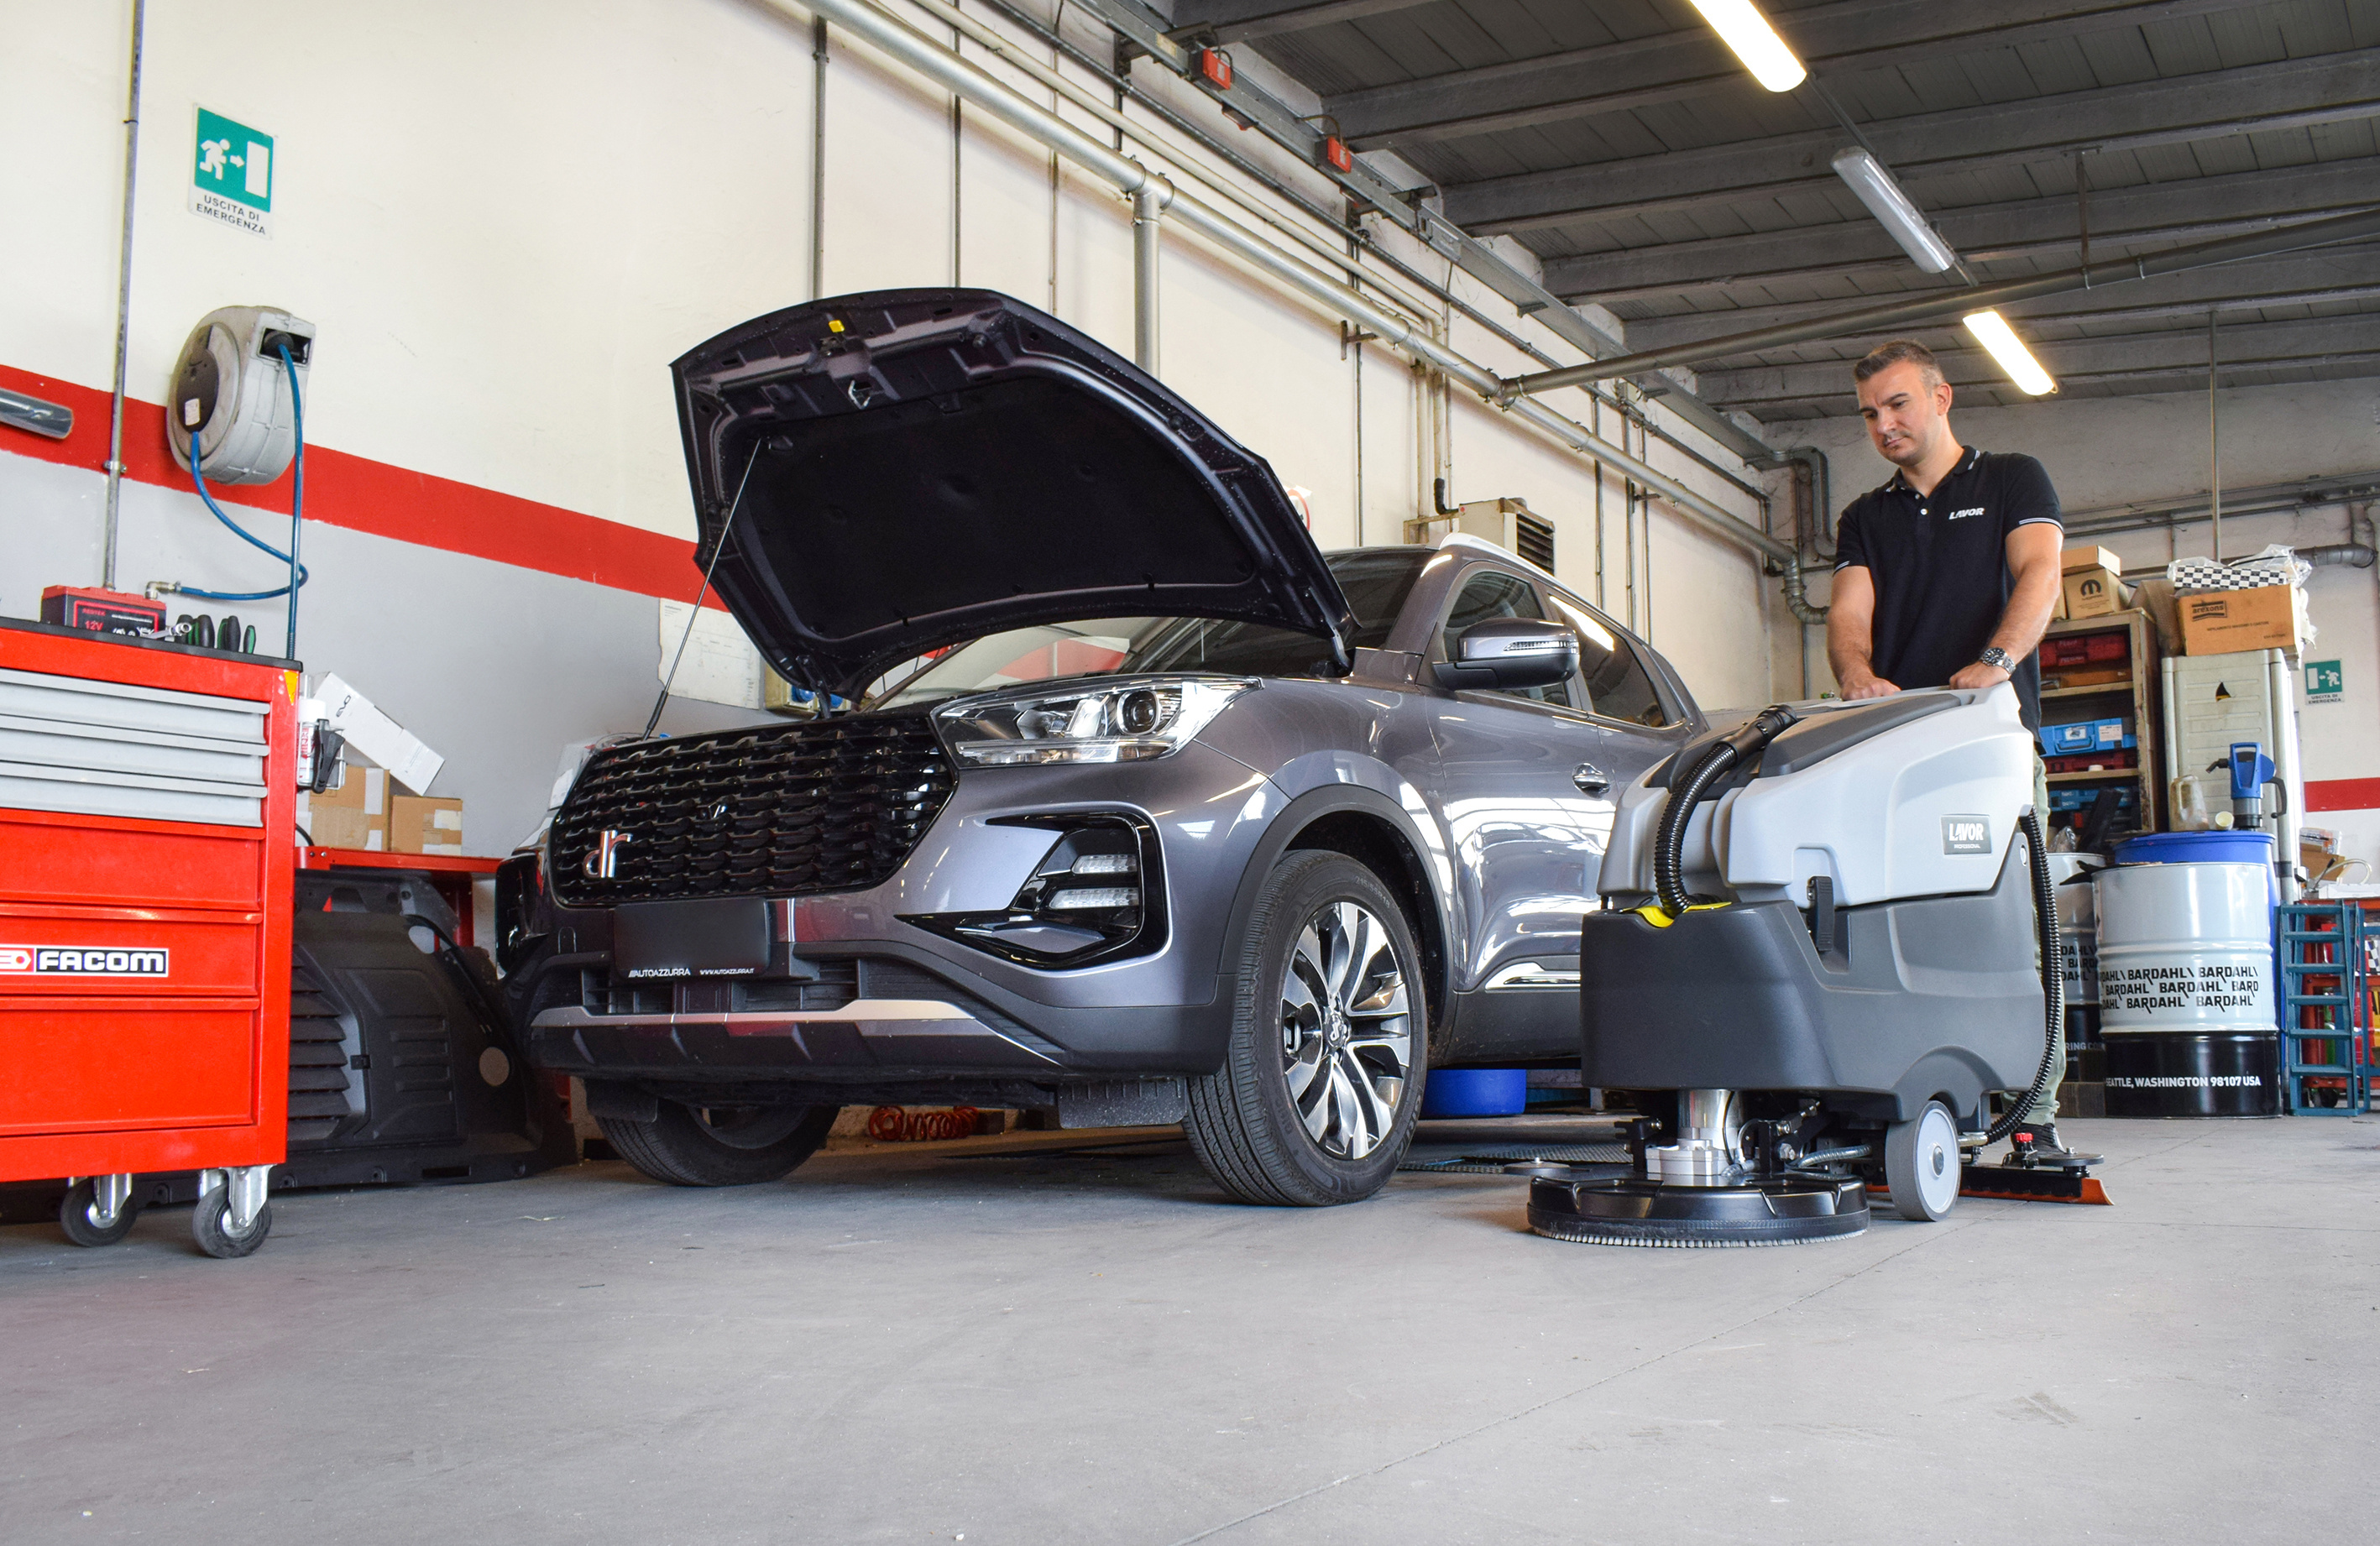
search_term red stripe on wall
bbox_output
[2308,778,2380,813]
[1,363,719,606]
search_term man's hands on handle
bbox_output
[1828,522,2064,697]
[1825,565,1901,697]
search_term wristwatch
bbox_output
[1977,645,2015,672]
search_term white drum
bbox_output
[2096,861,2273,1033]
[2048,853,2104,1010]
[2095,840,2278,1117]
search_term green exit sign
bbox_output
[189,107,273,237]
[2304,659,2343,702]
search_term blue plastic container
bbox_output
[2112,831,2275,867]
[1420,1068,1528,1118]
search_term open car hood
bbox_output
[670,290,1354,697]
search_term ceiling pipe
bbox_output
[1509,204,2380,396]
[766,0,1796,567]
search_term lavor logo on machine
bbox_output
[0,945,171,976]
[1941,816,1991,854]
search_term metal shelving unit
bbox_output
[2037,609,2164,839]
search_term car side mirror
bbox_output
[1432,617,1578,691]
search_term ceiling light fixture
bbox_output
[1830,149,1959,273]
[1687,0,1807,91]
[1963,310,2058,396]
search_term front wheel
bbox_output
[60,1178,142,1248]
[191,1183,272,1259]
[1185,851,1427,1206]
[599,1099,838,1187]
[1884,1100,1961,1222]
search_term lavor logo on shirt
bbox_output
[1944,506,1987,520]
[0,945,170,976]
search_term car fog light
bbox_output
[898,814,1163,969]
[1045,887,1138,911]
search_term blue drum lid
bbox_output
[2112,831,2276,867]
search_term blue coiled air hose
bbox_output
[179,342,308,655]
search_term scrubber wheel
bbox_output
[1883,1100,1962,1222]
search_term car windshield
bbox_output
[868,548,1431,710]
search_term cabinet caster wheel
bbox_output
[60,1178,142,1247]
[191,1179,272,1259]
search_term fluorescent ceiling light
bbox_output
[1831,149,1959,273]
[1964,310,2058,396]
[1687,0,1807,92]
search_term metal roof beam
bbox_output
[1442,48,2380,235]
[1621,248,2380,354]
[1331,0,2243,150]
[1165,0,1432,44]
[1540,158,2380,304]
[1697,314,2380,410]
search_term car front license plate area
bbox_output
[614,897,772,981]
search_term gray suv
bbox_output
[499,290,1705,1206]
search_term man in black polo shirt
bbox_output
[1828,337,2094,1168]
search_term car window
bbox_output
[1440,568,1574,709]
[1544,591,1670,727]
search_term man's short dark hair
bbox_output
[1854,339,1944,388]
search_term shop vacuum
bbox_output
[1530,685,2075,1247]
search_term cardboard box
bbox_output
[2179,585,2298,655]
[315,672,445,794]
[2061,545,2123,577]
[303,764,388,851]
[390,794,464,856]
[2061,565,2132,619]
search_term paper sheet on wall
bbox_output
[657,601,765,710]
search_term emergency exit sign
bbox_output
[2305,659,2343,703]
[190,107,273,237]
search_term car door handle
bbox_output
[1573,764,1610,795]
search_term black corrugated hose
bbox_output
[1651,704,1800,917]
[1986,808,2065,1144]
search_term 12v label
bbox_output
[0,946,170,976]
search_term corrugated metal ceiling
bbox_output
[1180,0,2380,419]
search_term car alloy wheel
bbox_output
[1185,850,1428,1205]
[1279,900,1412,1162]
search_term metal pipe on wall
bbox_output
[810,17,829,300]
[100,0,147,590]
[770,0,1795,567]
[1132,180,1169,372]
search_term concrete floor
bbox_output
[5,1114,2376,1544]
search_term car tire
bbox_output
[599,1099,839,1187]
[1185,850,1427,1206]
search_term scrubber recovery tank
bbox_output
[1581,685,2046,1123]
[1598,686,2035,909]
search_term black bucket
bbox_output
[2103,1032,2280,1116]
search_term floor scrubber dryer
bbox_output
[1530,684,2064,1246]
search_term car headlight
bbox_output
[934,676,1253,767]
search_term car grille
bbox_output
[551,713,955,906]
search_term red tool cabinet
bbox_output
[0,619,296,1255]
